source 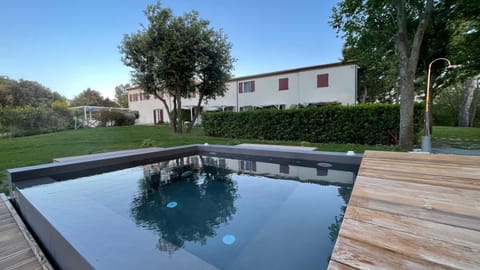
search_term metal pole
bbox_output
[421,57,452,153]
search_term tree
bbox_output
[446,1,480,127]
[114,83,131,107]
[70,88,106,106]
[332,0,433,150]
[120,2,234,133]
[0,76,65,107]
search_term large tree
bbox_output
[114,83,131,108]
[332,0,433,150]
[447,1,480,127]
[0,76,65,107]
[120,2,234,133]
[70,88,107,106]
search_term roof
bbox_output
[228,61,357,82]
[126,61,357,90]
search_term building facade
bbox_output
[128,61,358,125]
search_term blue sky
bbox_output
[0,0,344,100]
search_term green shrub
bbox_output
[98,110,136,126]
[202,104,424,145]
[0,105,72,137]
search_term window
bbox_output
[239,80,255,93]
[219,158,226,167]
[317,167,329,176]
[279,78,289,91]
[317,73,329,88]
[129,93,139,102]
[279,164,289,174]
[153,109,163,124]
[239,160,256,171]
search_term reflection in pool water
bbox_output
[131,157,238,253]
[129,155,353,269]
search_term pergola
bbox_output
[70,106,129,129]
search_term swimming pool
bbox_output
[9,145,361,270]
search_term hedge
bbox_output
[202,104,424,145]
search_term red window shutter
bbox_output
[280,164,289,174]
[251,80,255,92]
[279,78,288,90]
[239,82,243,93]
[317,74,329,88]
[317,168,329,176]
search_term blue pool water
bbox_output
[20,155,355,269]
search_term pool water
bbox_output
[20,155,355,269]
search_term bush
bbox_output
[98,110,136,126]
[202,104,424,145]
[0,105,72,137]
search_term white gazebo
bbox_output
[70,106,130,128]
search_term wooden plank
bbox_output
[362,151,480,166]
[327,260,359,270]
[345,205,480,249]
[353,176,480,219]
[329,151,480,269]
[359,167,480,190]
[0,194,52,270]
[349,195,480,232]
[360,159,480,180]
[331,236,452,270]
[340,218,480,269]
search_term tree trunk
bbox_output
[395,0,433,150]
[361,85,367,104]
[187,94,204,133]
[176,92,183,133]
[171,95,178,133]
[458,77,478,127]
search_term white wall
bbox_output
[235,64,357,109]
[128,62,357,124]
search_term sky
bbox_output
[0,0,344,100]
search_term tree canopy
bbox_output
[120,2,235,133]
[331,0,480,149]
[114,83,131,108]
[0,76,65,108]
[70,88,118,107]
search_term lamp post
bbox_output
[421,57,454,152]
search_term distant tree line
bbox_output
[0,77,135,137]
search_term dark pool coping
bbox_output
[7,144,362,270]
[8,144,362,193]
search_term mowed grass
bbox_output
[432,126,480,149]
[0,125,399,194]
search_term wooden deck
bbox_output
[0,194,52,270]
[329,151,480,269]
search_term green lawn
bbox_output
[0,125,399,194]
[432,126,480,149]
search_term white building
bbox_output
[128,61,358,125]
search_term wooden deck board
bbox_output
[329,151,480,269]
[0,194,52,270]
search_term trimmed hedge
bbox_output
[202,104,424,145]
